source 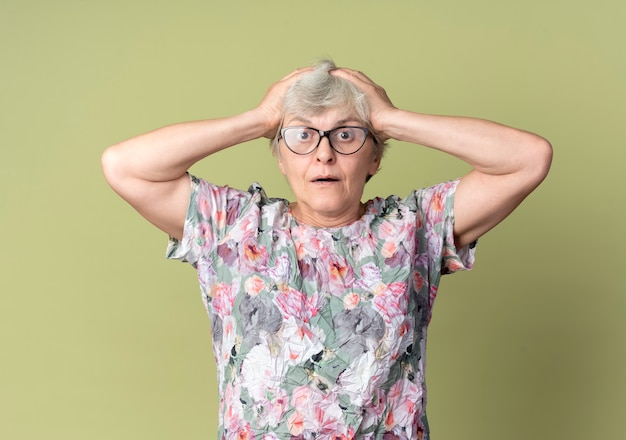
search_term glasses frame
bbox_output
[279,125,370,156]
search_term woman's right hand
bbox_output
[329,67,398,142]
[254,67,313,138]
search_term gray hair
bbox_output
[271,60,386,159]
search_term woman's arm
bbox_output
[101,68,311,240]
[332,68,553,248]
[101,112,269,240]
[383,111,552,247]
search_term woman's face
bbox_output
[277,108,381,227]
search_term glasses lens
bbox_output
[283,127,319,154]
[281,126,369,155]
[329,127,367,154]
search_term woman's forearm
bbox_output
[102,110,270,183]
[381,109,551,177]
[100,68,311,240]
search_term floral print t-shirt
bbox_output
[166,175,475,440]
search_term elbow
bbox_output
[101,144,127,193]
[536,136,553,181]
[525,135,553,187]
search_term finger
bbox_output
[330,67,374,84]
[279,66,314,82]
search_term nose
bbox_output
[315,136,336,163]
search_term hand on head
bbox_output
[255,67,313,139]
[329,67,397,142]
[257,63,396,142]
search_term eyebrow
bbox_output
[287,116,363,127]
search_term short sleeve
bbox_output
[165,175,251,267]
[415,179,476,275]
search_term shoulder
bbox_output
[190,177,291,233]
[367,179,460,218]
[190,177,284,210]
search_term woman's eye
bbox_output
[296,131,312,142]
[336,130,354,141]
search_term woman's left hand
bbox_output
[332,65,552,249]
[330,67,398,141]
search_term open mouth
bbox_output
[312,175,339,183]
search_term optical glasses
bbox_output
[279,126,370,155]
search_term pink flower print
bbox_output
[425,188,445,225]
[244,275,264,296]
[196,258,217,291]
[194,222,213,249]
[240,216,257,235]
[239,237,269,273]
[293,225,324,259]
[360,229,380,255]
[327,253,355,293]
[381,241,397,259]
[377,220,396,240]
[223,383,245,432]
[355,263,383,293]
[373,282,409,323]
[214,209,226,230]
[244,241,267,265]
[266,254,291,283]
[228,216,258,243]
[210,282,237,316]
[444,257,465,273]
[291,386,320,432]
[287,411,305,436]
[197,191,213,220]
[385,379,422,433]
[315,395,350,437]
[235,423,254,440]
[256,389,289,428]
[290,386,350,436]
[275,286,321,323]
[343,292,360,310]
[294,240,307,260]
[291,385,313,409]
[217,315,236,361]
[442,246,466,273]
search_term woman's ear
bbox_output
[368,154,381,177]
[277,153,286,175]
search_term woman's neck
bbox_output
[289,202,366,228]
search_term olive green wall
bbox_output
[2,1,624,439]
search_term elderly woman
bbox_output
[102,60,551,439]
